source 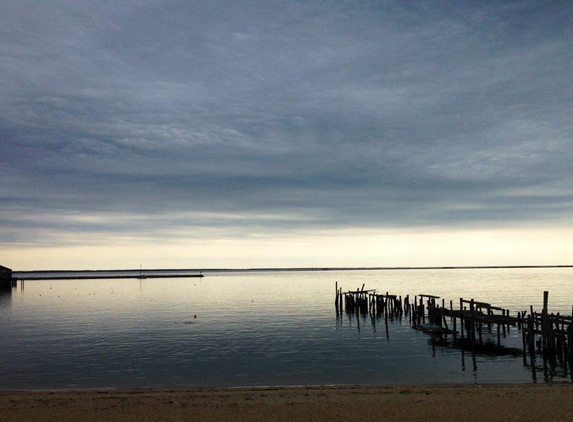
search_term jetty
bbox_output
[335,283,573,379]
[13,272,204,281]
[3,265,204,284]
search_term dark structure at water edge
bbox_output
[0,265,15,290]
[336,283,573,382]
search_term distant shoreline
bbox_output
[14,264,573,274]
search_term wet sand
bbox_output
[2,384,573,422]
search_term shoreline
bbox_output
[2,383,573,421]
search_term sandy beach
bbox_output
[2,384,573,422]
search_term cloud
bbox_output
[1,1,573,248]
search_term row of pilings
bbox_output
[334,282,406,320]
[335,283,573,376]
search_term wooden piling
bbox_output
[528,307,536,359]
[470,299,476,356]
[542,291,549,355]
[335,282,339,306]
[459,298,465,345]
[521,316,527,365]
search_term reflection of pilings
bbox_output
[335,283,573,380]
[0,283,12,296]
[430,331,570,382]
[0,278,16,289]
[334,284,573,373]
[521,292,573,370]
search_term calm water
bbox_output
[1,268,572,390]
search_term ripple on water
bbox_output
[0,268,572,389]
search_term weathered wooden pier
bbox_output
[335,283,573,378]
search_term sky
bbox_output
[1,1,572,270]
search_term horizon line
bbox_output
[14,264,573,274]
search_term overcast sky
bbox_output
[1,1,572,269]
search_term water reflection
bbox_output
[337,304,573,384]
[1,269,572,390]
[0,283,12,308]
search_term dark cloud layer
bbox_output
[1,1,572,243]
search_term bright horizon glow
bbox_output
[3,225,573,271]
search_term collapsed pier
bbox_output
[335,282,573,379]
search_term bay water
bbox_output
[1,268,572,390]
